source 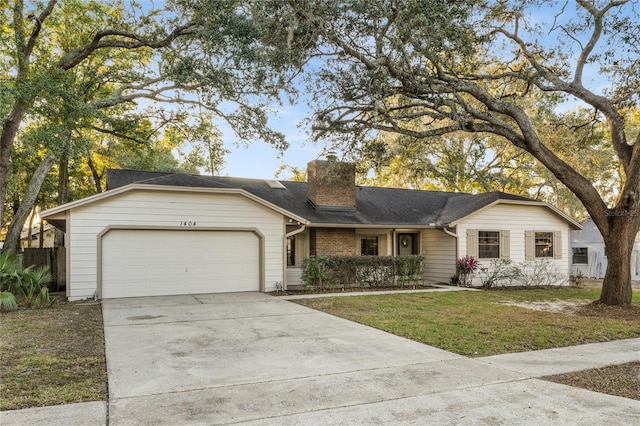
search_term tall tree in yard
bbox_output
[1,0,290,249]
[361,106,620,221]
[254,0,639,305]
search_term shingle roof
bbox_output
[105,169,560,227]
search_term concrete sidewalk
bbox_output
[1,292,639,425]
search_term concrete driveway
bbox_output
[103,293,640,425]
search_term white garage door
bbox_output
[101,229,259,298]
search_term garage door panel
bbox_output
[102,230,259,298]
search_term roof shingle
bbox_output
[105,169,558,227]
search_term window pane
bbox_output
[478,231,500,259]
[286,236,296,266]
[361,237,379,256]
[535,232,553,258]
[572,247,588,264]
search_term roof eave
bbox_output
[40,184,310,226]
[306,223,442,229]
[448,199,582,230]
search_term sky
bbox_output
[177,0,630,182]
[203,1,615,182]
[215,99,323,180]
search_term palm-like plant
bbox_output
[0,251,52,310]
[0,290,18,310]
[22,266,52,309]
[0,251,21,310]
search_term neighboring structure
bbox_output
[20,224,56,249]
[570,218,640,280]
[41,158,581,300]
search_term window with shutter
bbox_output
[535,232,554,257]
[526,230,562,259]
[478,231,500,258]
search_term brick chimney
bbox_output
[307,156,356,209]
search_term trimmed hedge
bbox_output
[301,255,425,290]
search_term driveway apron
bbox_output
[102,293,640,425]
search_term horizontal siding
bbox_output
[422,230,456,283]
[286,268,303,288]
[67,190,285,299]
[456,204,571,285]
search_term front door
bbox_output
[397,233,418,256]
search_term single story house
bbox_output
[570,217,640,280]
[20,224,56,249]
[41,158,581,300]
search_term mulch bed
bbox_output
[574,301,640,322]
[544,361,640,401]
[269,285,437,296]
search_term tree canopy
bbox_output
[252,0,639,305]
[1,0,294,247]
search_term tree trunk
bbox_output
[39,217,44,248]
[3,150,57,251]
[599,215,639,306]
[0,103,29,228]
[54,150,69,248]
[27,209,35,248]
[86,150,103,193]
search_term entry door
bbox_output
[398,233,418,256]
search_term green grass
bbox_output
[292,287,640,357]
[0,301,108,411]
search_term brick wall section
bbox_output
[311,228,357,256]
[307,160,356,208]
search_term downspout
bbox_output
[442,226,459,261]
[286,223,307,238]
[284,222,307,290]
[442,227,457,239]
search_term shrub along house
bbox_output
[41,157,581,300]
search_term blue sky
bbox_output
[215,99,323,180]
[185,1,628,181]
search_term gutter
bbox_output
[442,227,457,239]
[286,223,307,238]
[284,222,307,291]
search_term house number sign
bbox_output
[179,221,197,226]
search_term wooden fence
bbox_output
[21,247,66,292]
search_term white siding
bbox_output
[422,229,457,283]
[67,190,285,300]
[456,204,571,286]
[286,268,303,288]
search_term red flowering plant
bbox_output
[453,255,484,287]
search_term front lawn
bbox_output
[0,300,108,411]
[292,287,640,357]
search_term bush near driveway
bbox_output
[0,299,107,411]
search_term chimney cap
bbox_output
[325,150,338,162]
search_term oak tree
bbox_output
[257,0,639,305]
[1,0,290,249]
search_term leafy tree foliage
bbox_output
[362,106,621,221]
[1,0,292,248]
[252,0,639,305]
